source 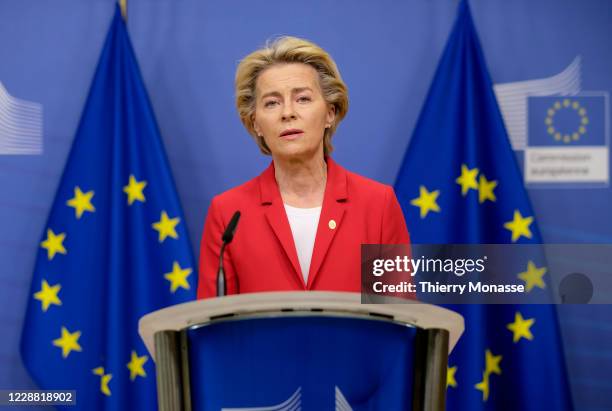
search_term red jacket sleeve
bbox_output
[381,186,415,300]
[197,197,239,299]
[382,186,410,244]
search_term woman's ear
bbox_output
[326,105,336,127]
[252,115,261,136]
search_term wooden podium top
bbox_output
[139,291,464,358]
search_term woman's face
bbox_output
[253,63,335,161]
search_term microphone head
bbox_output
[222,211,241,244]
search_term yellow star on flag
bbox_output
[507,312,535,343]
[127,351,149,381]
[164,261,192,293]
[152,211,180,242]
[485,349,502,376]
[475,371,490,401]
[456,164,479,196]
[33,279,62,312]
[518,260,547,292]
[52,326,82,358]
[447,365,458,388]
[40,229,67,260]
[410,186,441,218]
[478,174,498,203]
[123,175,147,205]
[503,210,533,242]
[93,367,112,396]
[66,186,95,219]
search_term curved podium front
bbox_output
[139,292,464,411]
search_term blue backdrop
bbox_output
[1,1,611,410]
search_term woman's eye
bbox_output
[297,96,311,103]
[264,100,278,108]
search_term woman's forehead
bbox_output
[256,63,321,95]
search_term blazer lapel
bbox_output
[259,162,305,288]
[307,158,348,289]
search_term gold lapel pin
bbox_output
[328,219,337,230]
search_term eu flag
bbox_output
[21,6,196,410]
[394,1,573,409]
[528,95,606,147]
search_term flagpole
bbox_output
[119,0,127,21]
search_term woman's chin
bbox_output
[272,146,321,162]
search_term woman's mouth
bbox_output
[279,129,304,140]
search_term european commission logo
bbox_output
[222,387,354,411]
[529,96,606,146]
[526,94,608,185]
[493,57,610,186]
[0,81,43,155]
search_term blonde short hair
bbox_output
[235,36,349,156]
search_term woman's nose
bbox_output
[281,101,297,121]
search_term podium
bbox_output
[139,292,464,411]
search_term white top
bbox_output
[284,204,322,284]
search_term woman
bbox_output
[197,36,410,298]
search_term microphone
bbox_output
[217,211,241,297]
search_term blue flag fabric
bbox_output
[21,6,196,410]
[394,1,573,410]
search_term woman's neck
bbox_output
[273,155,327,208]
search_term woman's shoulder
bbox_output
[346,169,392,193]
[210,175,261,209]
[332,160,394,200]
[209,160,278,211]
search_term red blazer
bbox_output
[197,157,410,299]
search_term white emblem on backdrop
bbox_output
[222,386,354,411]
[0,81,43,155]
[493,56,582,150]
[335,386,355,411]
[221,387,301,411]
